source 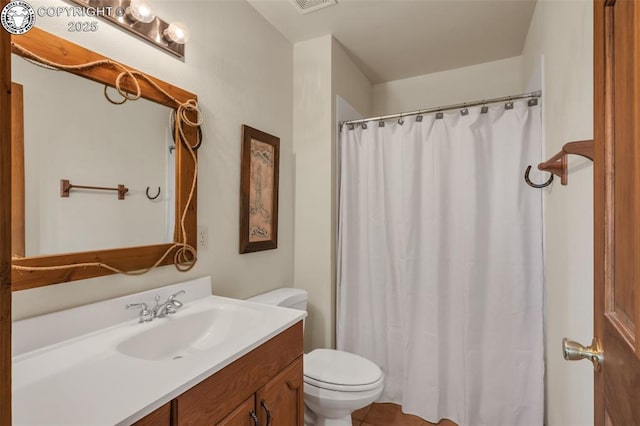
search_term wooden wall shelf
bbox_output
[525,139,594,187]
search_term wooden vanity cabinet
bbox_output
[135,321,304,426]
[218,357,303,426]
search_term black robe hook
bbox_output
[146,186,161,200]
[524,165,554,188]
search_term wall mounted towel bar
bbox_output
[525,140,594,188]
[60,179,129,200]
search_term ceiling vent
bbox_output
[290,0,337,15]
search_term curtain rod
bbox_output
[340,90,542,126]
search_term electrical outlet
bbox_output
[197,225,208,249]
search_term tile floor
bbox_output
[352,403,458,426]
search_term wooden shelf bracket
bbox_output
[525,139,594,188]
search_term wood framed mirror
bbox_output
[10,28,198,291]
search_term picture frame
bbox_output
[239,125,280,253]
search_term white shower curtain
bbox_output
[337,101,544,426]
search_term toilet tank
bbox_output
[246,288,308,312]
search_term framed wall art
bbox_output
[239,125,280,253]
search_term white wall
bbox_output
[521,1,594,425]
[293,35,371,352]
[337,96,364,125]
[332,39,371,119]
[371,56,523,115]
[13,0,295,320]
[293,35,333,352]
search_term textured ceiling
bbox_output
[247,0,537,84]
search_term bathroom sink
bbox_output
[116,303,263,361]
[13,277,306,426]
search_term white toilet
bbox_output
[246,288,384,426]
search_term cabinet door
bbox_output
[218,395,257,426]
[132,402,171,426]
[256,357,304,426]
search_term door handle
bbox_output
[562,337,604,371]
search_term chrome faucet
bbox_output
[126,290,186,323]
[151,290,186,318]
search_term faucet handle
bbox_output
[164,290,186,315]
[168,290,186,301]
[126,302,149,310]
[126,302,153,323]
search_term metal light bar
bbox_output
[341,90,542,126]
[65,0,185,60]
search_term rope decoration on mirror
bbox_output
[10,41,202,275]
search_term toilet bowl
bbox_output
[303,348,383,425]
[246,289,384,426]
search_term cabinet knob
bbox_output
[249,409,259,426]
[260,400,272,426]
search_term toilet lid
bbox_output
[304,349,383,391]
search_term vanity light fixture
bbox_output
[163,21,190,45]
[126,0,155,24]
[66,0,188,60]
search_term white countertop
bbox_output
[12,277,305,425]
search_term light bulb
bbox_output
[126,0,155,24]
[163,22,190,44]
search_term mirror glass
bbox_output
[12,55,175,257]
